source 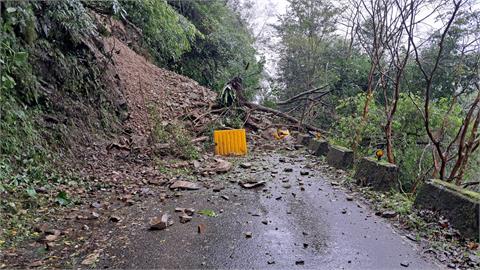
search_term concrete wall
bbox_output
[415,179,479,240]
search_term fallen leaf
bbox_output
[198,223,206,234]
[198,209,217,217]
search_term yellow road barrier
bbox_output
[214,129,247,156]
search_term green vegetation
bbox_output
[149,106,199,160]
[273,0,480,191]
[120,0,199,63]
[120,0,263,96]
[330,93,465,189]
[198,209,218,217]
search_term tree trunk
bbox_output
[384,119,395,163]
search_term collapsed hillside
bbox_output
[0,3,290,260]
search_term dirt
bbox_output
[100,36,216,142]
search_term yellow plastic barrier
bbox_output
[214,129,247,156]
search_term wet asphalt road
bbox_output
[100,152,441,269]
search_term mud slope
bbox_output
[101,36,216,144]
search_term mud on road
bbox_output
[98,152,440,269]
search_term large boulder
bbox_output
[296,134,312,146]
[354,157,399,191]
[326,145,354,170]
[308,139,329,156]
[414,179,480,240]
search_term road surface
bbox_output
[99,152,441,269]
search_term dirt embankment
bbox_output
[72,14,218,183]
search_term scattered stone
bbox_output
[267,260,275,265]
[210,158,233,174]
[300,187,305,191]
[447,263,456,269]
[198,223,206,234]
[439,218,449,228]
[331,181,340,186]
[400,261,410,267]
[28,260,45,268]
[240,162,252,169]
[81,252,100,266]
[221,195,230,201]
[284,168,293,172]
[179,215,192,224]
[282,184,292,189]
[33,224,50,233]
[44,234,59,242]
[125,199,135,206]
[109,215,121,222]
[212,184,224,192]
[170,180,200,190]
[245,232,252,238]
[261,220,268,225]
[279,158,286,163]
[89,212,100,220]
[239,181,266,189]
[381,211,397,218]
[302,231,309,236]
[303,243,309,248]
[295,260,305,265]
[90,202,102,209]
[140,187,153,195]
[346,195,353,201]
[341,209,347,214]
[300,171,309,176]
[150,214,171,230]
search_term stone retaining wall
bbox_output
[308,139,329,156]
[296,134,312,146]
[326,145,354,170]
[415,179,479,240]
[354,157,399,191]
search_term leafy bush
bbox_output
[332,93,464,190]
[45,0,97,43]
[169,0,263,97]
[120,0,200,64]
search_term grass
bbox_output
[431,179,480,201]
[148,105,199,160]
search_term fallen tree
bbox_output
[244,102,327,133]
[215,76,329,134]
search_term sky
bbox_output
[248,0,289,77]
